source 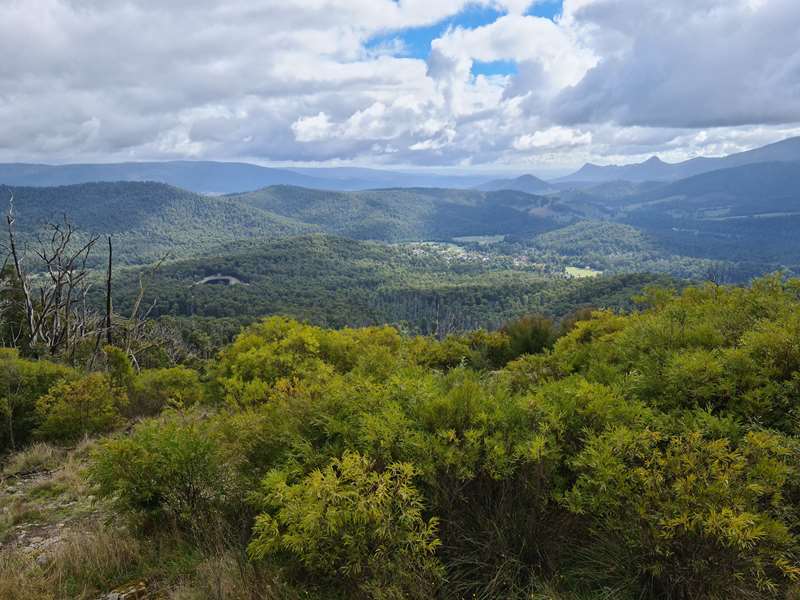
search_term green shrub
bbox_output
[128,367,204,417]
[501,314,557,359]
[90,411,235,531]
[0,349,76,451]
[248,452,442,599]
[564,425,800,597]
[35,373,125,443]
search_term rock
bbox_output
[99,580,148,600]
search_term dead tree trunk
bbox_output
[106,236,113,346]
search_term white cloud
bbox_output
[0,0,798,170]
[513,127,592,151]
[291,112,333,143]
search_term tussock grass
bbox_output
[2,443,64,478]
[0,524,207,600]
[168,550,299,600]
[0,525,143,600]
[28,451,88,501]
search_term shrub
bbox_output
[0,349,76,451]
[128,367,204,417]
[35,373,126,443]
[564,425,800,597]
[90,411,236,532]
[501,314,557,359]
[248,452,443,599]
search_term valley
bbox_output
[2,136,800,600]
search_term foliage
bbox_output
[90,411,236,532]
[0,349,76,452]
[128,367,204,417]
[6,275,799,598]
[109,234,672,336]
[35,373,126,442]
[565,425,800,597]
[248,452,442,599]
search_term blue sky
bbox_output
[368,1,564,77]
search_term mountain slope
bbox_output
[474,174,553,194]
[557,136,800,183]
[0,181,313,264]
[232,186,576,241]
[0,161,351,194]
[618,161,800,266]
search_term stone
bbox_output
[99,580,148,600]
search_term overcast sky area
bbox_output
[1,0,799,174]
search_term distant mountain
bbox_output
[231,186,578,241]
[619,161,800,266]
[0,181,312,264]
[474,174,553,194]
[0,162,490,194]
[557,136,800,183]
[0,161,351,194]
[289,167,488,189]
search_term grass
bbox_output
[0,523,209,600]
[565,266,602,278]
[0,524,145,600]
[2,443,65,477]
[0,498,46,541]
[167,548,306,600]
[28,452,89,502]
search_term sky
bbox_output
[1,0,800,175]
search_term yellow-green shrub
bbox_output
[35,373,125,443]
[248,452,442,599]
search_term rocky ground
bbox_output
[0,442,151,599]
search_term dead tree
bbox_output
[106,235,113,345]
[5,197,102,357]
[4,194,176,367]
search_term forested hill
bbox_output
[0,161,349,193]
[230,185,574,241]
[109,234,671,335]
[618,161,800,266]
[0,181,314,264]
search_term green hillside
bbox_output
[109,234,670,334]
[231,186,575,241]
[0,182,313,265]
[619,162,800,267]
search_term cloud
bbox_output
[0,0,798,169]
[553,0,800,128]
[513,127,592,151]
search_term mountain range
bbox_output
[556,136,800,183]
[2,136,798,193]
[2,136,799,279]
[0,162,488,194]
